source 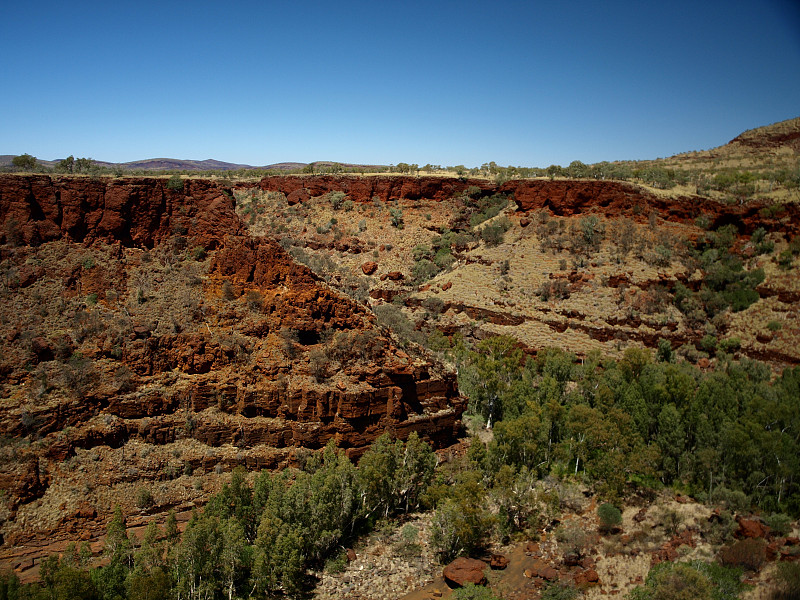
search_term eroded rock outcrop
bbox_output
[252,174,800,236]
[0,174,241,248]
[0,175,466,574]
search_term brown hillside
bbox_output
[0,174,464,579]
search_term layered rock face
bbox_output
[0,174,243,248]
[253,174,799,235]
[0,175,465,574]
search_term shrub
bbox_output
[327,191,347,209]
[308,348,329,381]
[394,524,422,558]
[767,320,783,332]
[390,207,404,228]
[167,175,184,191]
[597,502,622,533]
[373,304,421,344]
[452,584,502,600]
[574,215,605,252]
[136,488,154,509]
[422,296,445,315]
[536,278,570,301]
[700,334,717,354]
[412,244,433,261]
[412,258,440,282]
[718,337,741,354]
[541,582,579,600]
[719,538,766,571]
[657,338,674,363]
[221,280,236,300]
[772,562,800,600]
[765,513,792,536]
[430,497,490,563]
[778,249,794,270]
[556,521,590,558]
[480,220,509,246]
[245,290,263,311]
[629,562,713,600]
[324,549,348,573]
[709,487,750,512]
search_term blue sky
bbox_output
[2,0,798,167]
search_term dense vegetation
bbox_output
[454,337,800,513]
[1,338,797,599]
[0,434,437,600]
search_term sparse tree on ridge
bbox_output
[12,153,37,171]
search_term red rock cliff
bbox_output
[0,174,241,248]
[251,174,799,235]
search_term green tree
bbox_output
[219,518,247,600]
[127,522,171,600]
[173,514,222,600]
[93,506,133,600]
[597,503,622,533]
[205,467,255,540]
[656,403,685,482]
[11,154,37,171]
[430,470,492,562]
[251,516,304,598]
[74,157,94,173]
[57,155,75,173]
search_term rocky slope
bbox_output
[1,168,799,584]
[0,174,465,579]
[239,173,800,369]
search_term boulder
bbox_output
[443,557,488,588]
[30,337,54,362]
[575,568,600,586]
[524,559,559,580]
[286,188,310,205]
[736,516,770,539]
[361,261,378,275]
[490,553,509,569]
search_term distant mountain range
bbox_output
[0,155,384,172]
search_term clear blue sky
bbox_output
[2,0,798,167]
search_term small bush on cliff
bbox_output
[479,219,510,246]
[628,561,744,600]
[308,348,330,381]
[412,258,440,282]
[327,191,347,209]
[772,562,800,600]
[166,175,184,191]
[452,584,503,600]
[373,304,421,345]
[719,538,767,572]
[135,488,154,509]
[540,582,579,600]
[390,207,404,228]
[221,280,236,301]
[597,502,622,533]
